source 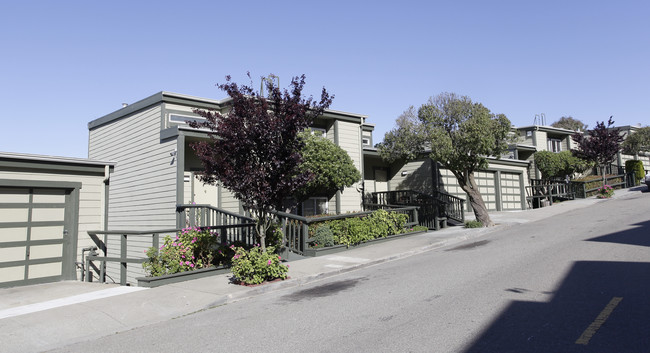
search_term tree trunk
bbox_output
[253,209,269,252]
[457,172,495,227]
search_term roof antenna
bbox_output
[260,74,279,97]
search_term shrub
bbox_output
[464,220,483,228]
[230,245,288,285]
[142,227,218,277]
[310,224,335,248]
[369,209,408,237]
[625,159,645,185]
[315,210,410,247]
[345,216,374,246]
[597,184,614,198]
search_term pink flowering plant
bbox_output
[142,227,218,277]
[597,184,614,199]
[230,245,288,285]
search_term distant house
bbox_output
[361,124,531,213]
[509,125,577,180]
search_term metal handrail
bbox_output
[86,223,255,286]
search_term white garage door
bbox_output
[0,186,73,288]
[500,172,523,210]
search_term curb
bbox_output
[207,227,490,308]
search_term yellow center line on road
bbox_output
[575,296,623,345]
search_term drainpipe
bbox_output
[102,165,110,231]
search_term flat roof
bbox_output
[0,151,115,167]
[515,125,577,135]
[88,91,369,130]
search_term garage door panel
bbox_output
[0,266,24,282]
[30,208,65,222]
[32,189,66,203]
[28,262,62,279]
[0,209,29,223]
[0,246,26,262]
[29,244,63,259]
[0,227,28,241]
[0,187,30,202]
[30,225,64,240]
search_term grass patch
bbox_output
[464,220,483,228]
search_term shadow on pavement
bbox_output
[462,222,650,353]
[586,220,650,248]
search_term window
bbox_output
[169,114,206,125]
[547,138,562,152]
[310,127,327,138]
[362,137,371,146]
[302,197,328,217]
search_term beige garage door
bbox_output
[0,186,74,288]
[500,172,523,210]
[474,171,497,211]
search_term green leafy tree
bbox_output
[534,150,591,181]
[625,160,645,185]
[551,116,588,131]
[295,131,361,201]
[572,117,625,185]
[621,126,650,155]
[189,73,333,251]
[378,93,511,227]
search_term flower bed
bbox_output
[142,227,240,277]
[140,227,289,287]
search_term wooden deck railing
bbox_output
[84,204,256,286]
[369,190,465,226]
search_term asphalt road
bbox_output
[54,192,650,353]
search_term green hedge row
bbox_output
[308,209,410,248]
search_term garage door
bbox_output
[474,171,497,211]
[500,172,523,210]
[0,186,75,288]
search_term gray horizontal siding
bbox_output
[337,121,362,213]
[89,111,176,214]
[89,105,179,285]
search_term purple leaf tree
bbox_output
[189,74,332,251]
[572,117,625,185]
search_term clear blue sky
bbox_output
[1,1,648,158]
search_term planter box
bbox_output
[136,266,230,288]
[302,230,427,257]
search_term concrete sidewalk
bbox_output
[0,187,645,352]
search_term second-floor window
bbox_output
[547,138,562,152]
[311,127,327,138]
[169,114,206,125]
